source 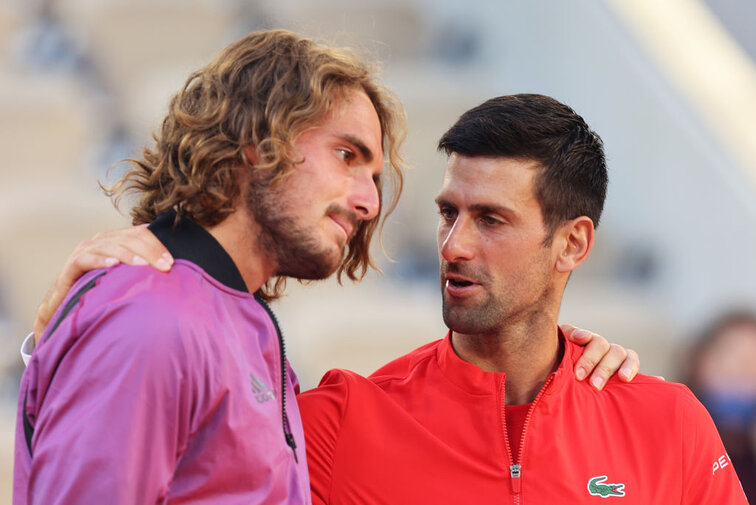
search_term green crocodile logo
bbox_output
[587,475,625,498]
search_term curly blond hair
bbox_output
[110,29,406,299]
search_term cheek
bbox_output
[271,182,318,222]
[488,237,545,273]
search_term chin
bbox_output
[311,259,342,280]
[283,253,342,281]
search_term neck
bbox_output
[205,208,276,293]
[451,309,563,405]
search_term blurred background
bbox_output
[0,0,754,501]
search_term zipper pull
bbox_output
[510,464,522,494]
[285,432,299,463]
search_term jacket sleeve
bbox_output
[24,300,195,504]
[297,370,351,505]
[680,389,749,504]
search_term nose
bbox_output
[439,217,475,262]
[350,172,380,221]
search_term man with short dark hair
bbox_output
[298,94,748,504]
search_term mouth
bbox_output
[446,276,474,288]
[444,274,481,297]
[329,215,354,242]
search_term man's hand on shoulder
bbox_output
[33,224,173,344]
[561,324,639,391]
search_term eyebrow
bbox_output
[435,197,514,216]
[469,203,514,215]
[341,134,375,163]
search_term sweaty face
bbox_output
[436,154,558,336]
[247,88,384,280]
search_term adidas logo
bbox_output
[250,373,276,403]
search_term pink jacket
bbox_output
[15,213,310,504]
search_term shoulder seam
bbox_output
[369,349,437,387]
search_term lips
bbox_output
[443,272,481,297]
[445,273,475,287]
[329,215,354,242]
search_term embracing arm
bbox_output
[21,291,191,504]
[29,226,639,389]
[32,225,172,343]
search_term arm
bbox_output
[24,289,191,504]
[33,225,172,343]
[29,227,639,388]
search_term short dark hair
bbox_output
[438,94,607,238]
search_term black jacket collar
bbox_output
[148,210,248,293]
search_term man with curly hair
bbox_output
[14,29,405,504]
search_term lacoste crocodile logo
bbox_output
[587,475,626,498]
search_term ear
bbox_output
[554,216,594,273]
[242,145,258,165]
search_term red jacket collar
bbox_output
[435,329,576,398]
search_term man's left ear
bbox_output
[555,216,594,273]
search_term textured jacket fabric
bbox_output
[14,213,310,504]
[299,333,748,504]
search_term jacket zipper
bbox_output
[255,295,299,463]
[503,373,557,504]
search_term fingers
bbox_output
[569,329,611,384]
[32,225,173,345]
[618,348,640,383]
[585,343,630,391]
[85,224,173,271]
[561,323,593,345]
[562,324,641,390]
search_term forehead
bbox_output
[437,154,540,204]
[322,88,383,155]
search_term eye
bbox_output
[335,148,355,163]
[438,206,457,221]
[480,215,503,227]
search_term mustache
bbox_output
[440,262,490,284]
[325,203,359,240]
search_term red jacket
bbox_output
[299,333,747,504]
